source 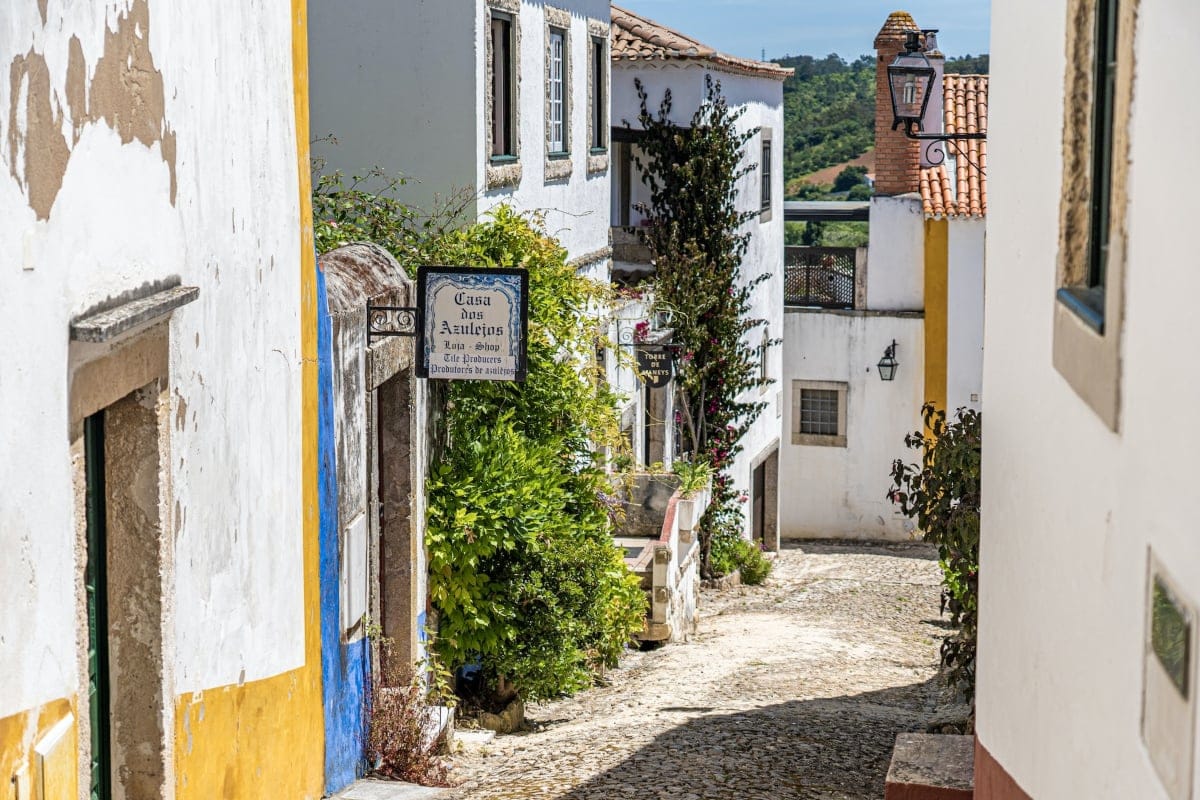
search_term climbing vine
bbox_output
[630,75,774,576]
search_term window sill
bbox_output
[589,147,608,155]
[1052,287,1120,431]
[1056,286,1105,334]
[489,154,519,165]
[547,151,571,160]
[791,433,847,448]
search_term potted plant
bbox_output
[673,458,712,533]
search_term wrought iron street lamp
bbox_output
[877,340,899,382]
[888,31,987,142]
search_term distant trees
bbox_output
[775,51,988,196]
[833,165,868,192]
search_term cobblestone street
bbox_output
[447,541,958,800]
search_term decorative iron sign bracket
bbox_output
[367,305,419,339]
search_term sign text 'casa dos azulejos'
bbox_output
[417,266,529,382]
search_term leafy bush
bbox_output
[673,458,713,497]
[889,404,981,701]
[310,152,470,264]
[709,531,772,585]
[426,208,645,708]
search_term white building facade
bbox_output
[976,1,1200,798]
[778,13,987,541]
[610,4,790,546]
[309,0,613,278]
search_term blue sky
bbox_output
[619,1,991,62]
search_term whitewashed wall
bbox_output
[309,1,478,222]
[310,0,610,264]
[946,217,985,413]
[0,0,306,720]
[978,0,1200,797]
[866,195,925,311]
[779,311,924,540]
[477,0,612,262]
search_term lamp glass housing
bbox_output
[877,341,899,382]
[888,50,935,130]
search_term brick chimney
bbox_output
[874,11,922,195]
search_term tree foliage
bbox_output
[425,208,645,707]
[773,51,989,193]
[629,75,772,576]
[889,405,982,701]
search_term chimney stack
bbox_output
[921,30,946,167]
[874,11,922,195]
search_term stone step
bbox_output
[333,778,451,800]
[884,733,974,800]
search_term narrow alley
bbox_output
[447,542,961,800]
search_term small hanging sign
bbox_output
[416,266,529,382]
[636,345,674,389]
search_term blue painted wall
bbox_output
[316,264,371,794]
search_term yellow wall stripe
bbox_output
[924,218,949,414]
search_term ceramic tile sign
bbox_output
[417,266,528,381]
[636,345,674,389]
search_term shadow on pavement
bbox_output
[555,677,943,800]
[783,539,938,563]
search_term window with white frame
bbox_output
[791,380,847,447]
[548,28,567,154]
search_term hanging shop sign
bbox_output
[635,345,674,389]
[416,266,529,382]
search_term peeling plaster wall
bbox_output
[0,0,319,795]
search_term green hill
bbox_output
[776,53,989,198]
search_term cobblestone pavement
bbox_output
[447,540,959,800]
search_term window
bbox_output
[1058,0,1118,330]
[490,12,516,159]
[1052,0,1135,431]
[590,35,607,151]
[758,328,770,385]
[548,28,567,155]
[791,380,847,447]
[760,135,773,213]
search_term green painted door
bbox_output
[84,413,112,800]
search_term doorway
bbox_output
[79,384,171,799]
[84,413,112,800]
[750,445,780,552]
[375,371,417,684]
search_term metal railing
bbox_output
[784,246,857,309]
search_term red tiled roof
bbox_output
[610,4,793,80]
[920,74,988,218]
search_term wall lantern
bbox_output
[888,31,987,142]
[877,340,899,381]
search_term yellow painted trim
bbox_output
[0,698,78,800]
[924,218,949,415]
[171,4,325,798]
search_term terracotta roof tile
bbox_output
[611,4,793,80]
[920,74,988,218]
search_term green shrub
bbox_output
[707,505,772,585]
[426,208,645,708]
[890,404,982,702]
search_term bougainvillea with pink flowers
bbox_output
[628,75,776,576]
